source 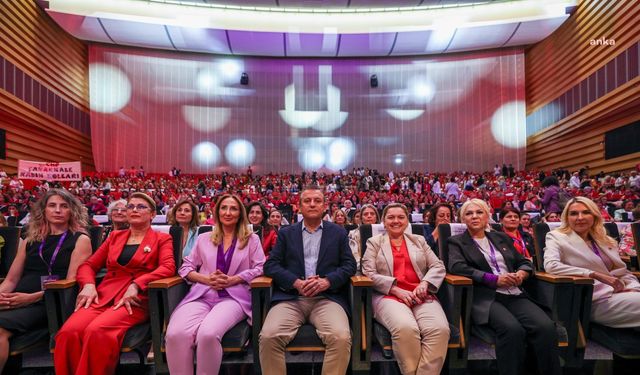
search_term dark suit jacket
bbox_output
[264,221,356,315]
[448,230,533,325]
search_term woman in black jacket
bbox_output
[448,198,560,375]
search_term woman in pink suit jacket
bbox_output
[165,194,265,375]
[54,193,176,375]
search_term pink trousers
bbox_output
[165,296,246,375]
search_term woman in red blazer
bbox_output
[54,192,175,375]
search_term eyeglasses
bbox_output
[126,204,150,211]
[113,207,127,213]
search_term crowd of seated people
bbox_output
[2,167,639,224]
[1,167,639,257]
[0,166,639,374]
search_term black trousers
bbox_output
[487,293,562,375]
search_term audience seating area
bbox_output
[0,167,638,373]
[1,217,638,374]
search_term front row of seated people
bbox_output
[0,189,638,374]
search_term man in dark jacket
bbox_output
[259,185,356,375]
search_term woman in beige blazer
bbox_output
[362,203,449,375]
[544,197,640,328]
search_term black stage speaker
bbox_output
[370,74,378,88]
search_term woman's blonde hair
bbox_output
[331,209,348,224]
[211,194,251,249]
[459,198,492,231]
[557,196,617,247]
[26,189,89,243]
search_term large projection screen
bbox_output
[89,45,525,174]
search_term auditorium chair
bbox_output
[534,222,640,358]
[6,216,19,227]
[603,222,621,242]
[0,227,51,366]
[147,225,260,374]
[441,223,583,368]
[250,232,372,375]
[88,225,105,252]
[43,226,184,367]
[0,227,20,278]
[357,223,472,371]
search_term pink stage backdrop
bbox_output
[89,45,525,174]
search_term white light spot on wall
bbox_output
[89,63,131,113]
[326,138,355,170]
[385,109,424,121]
[298,145,325,170]
[182,106,231,132]
[409,78,435,104]
[225,139,256,168]
[196,68,221,99]
[220,60,242,81]
[491,101,526,149]
[192,142,221,170]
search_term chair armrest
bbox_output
[444,274,473,285]
[438,273,472,368]
[149,276,183,289]
[251,276,274,373]
[149,276,188,372]
[44,279,77,290]
[44,279,80,349]
[632,271,640,280]
[251,276,273,288]
[570,276,594,285]
[535,272,574,283]
[351,275,373,287]
[349,275,372,372]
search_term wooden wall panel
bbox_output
[525,0,640,173]
[0,0,88,111]
[0,91,94,172]
[0,0,93,174]
[526,76,640,173]
[525,0,640,113]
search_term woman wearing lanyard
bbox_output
[448,198,561,375]
[54,192,175,375]
[361,203,449,375]
[544,197,640,327]
[499,207,535,260]
[167,198,200,256]
[165,194,265,375]
[0,189,92,373]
